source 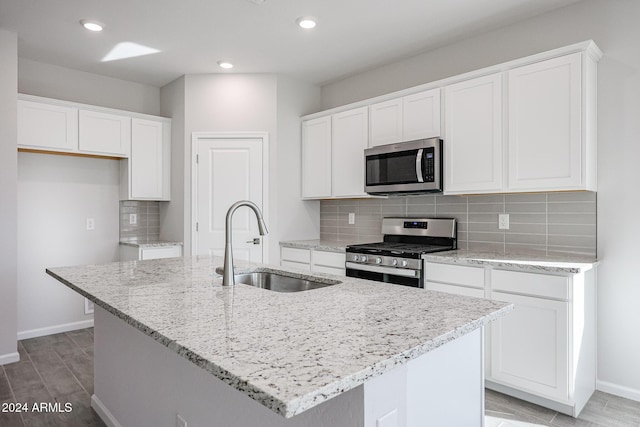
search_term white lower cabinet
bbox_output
[490,290,569,401]
[120,244,183,261]
[423,260,596,417]
[280,246,346,276]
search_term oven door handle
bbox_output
[416,148,424,183]
[346,262,420,278]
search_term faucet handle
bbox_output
[246,238,261,245]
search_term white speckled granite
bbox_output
[279,239,350,252]
[46,256,512,418]
[119,240,184,248]
[423,250,597,274]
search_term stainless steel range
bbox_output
[345,217,456,288]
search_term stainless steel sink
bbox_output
[234,272,341,293]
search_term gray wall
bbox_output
[19,58,160,115]
[321,192,596,256]
[320,0,640,400]
[160,74,321,261]
[0,29,18,362]
[16,60,161,337]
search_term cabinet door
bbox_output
[79,109,131,156]
[130,118,165,199]
[444,73,503,194]
[18,100,78,151]
[490,291,569,401]
[332,107,369,197]
[369,98,403,147]
[301,116,332,198]
[424,281,485,298]
[508,53,582,190]
[403,89,441,141]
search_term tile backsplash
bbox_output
[119,201,161,243]
[320,192,596,257]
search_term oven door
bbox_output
[345,262,422,288]
[364,138,442,195]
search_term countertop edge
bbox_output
[422,252,598,274]
[119,241,184,248]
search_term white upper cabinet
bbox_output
[402,89,441,141]
[369,98,403,147]
[332,106,369,197]
[121,118,170,201]
[79,109,131,157]
[507,52,585,191]
[301,116,332,198]
[300,41,601,198]
[369,88,441,147]
[18,100,78,152]
[444,73,503,194]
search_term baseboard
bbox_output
[0,352,20,366]
[17,319,94,340]
[597,380,640,402]
[91,394,122,427]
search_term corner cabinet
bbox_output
[444,73,503,193]
[301,116,332,198]
[332,107,369,197]
[423,260,596,417]
[120,118,171,201]
[301,106,371,199]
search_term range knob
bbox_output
[391,259,398,266]
[353,255,360,262]
[361,255,368,262]
[375,257,382,264]
[401,260,408,267]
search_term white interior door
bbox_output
[195,138,264,262]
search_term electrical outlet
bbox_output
[129,213,137,225]
[498,213,510,230]
[84,298,94,315]
[86,218,95,230]
[348,212,355,225]
[176,414,188,427]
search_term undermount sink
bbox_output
[234,272,341,293]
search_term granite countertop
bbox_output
[279,239,370,252]
[423,249,598,274]
[119,240,184,248]
[46,256,512,418]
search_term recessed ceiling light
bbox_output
[80,19,104,32]
[217,61,234,69]
[296,16,317,29]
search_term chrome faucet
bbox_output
[222,200,268,286]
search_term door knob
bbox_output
[246,238,261,244]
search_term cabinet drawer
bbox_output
[141,246,182,260]
[492,270,569,300]
[424,262,484,288]
[313,250,346,268]
[281,260,311,272]
[425,281,485,298]
[313,265,345,276]
[281,247,311,263]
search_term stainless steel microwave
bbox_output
[364,138,443,195]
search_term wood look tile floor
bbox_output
[2,329,639,426]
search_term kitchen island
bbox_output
[47,256,512,427]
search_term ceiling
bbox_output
[0,0,582,88]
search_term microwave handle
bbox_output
[416,149,424,183]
